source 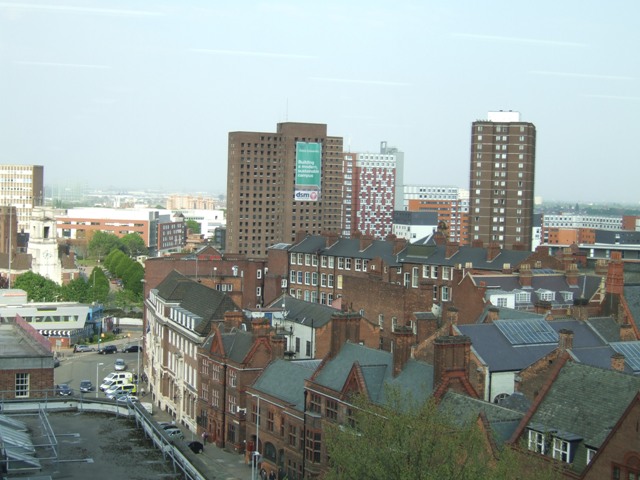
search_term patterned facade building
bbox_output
[342,150,396,239]
[0,164,44,233]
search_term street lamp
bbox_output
[96,362,104,398]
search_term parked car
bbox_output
[123,345,141,353]
[99,345,117,355]
[105,383,137,399]
[79,380,93,393]
[74,344,95,353]
[114,358,127,371]
[164,427,184,440]
[55,384,73,396]
[114,394,138,403]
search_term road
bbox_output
[55,345,143,398]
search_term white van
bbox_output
[102,371,133,384]
[100,375,133,392]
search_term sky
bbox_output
[0,1,638,204]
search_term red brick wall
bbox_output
[0,368,54,399]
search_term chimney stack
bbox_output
[433,335,471,390]
[251,317,271,337]
[270,334,286,360]
[620,323,636,341]
[519,264,533,287]
[445,241,460,259]
[224,310,245,330]
[325,231,339,248]
[565,263,579,286]
[359,234,374,251]
[392,325,414,377]
[487,307,500,323]
[558,329,574,352]
[571,298,589,321]
[611,352,625,372]
[486,243,501,261]
[606,252,624,295]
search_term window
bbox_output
[306,430,322,464]
[422,265,430,278]
[441,286,450,301]
[355,258,362,271]
[212,389,219,407]
[295,337,300,353]
[345,258,351,270]
[15,373,29,398]
[229,370,237,387]
[338,257,344,269]
[228,394,237,414]
[431,266,439,279]
[321,273,327,287]
[328,257,334,268]
[290,270,296,284]
[227,423,236,443]
[312,255,318,267]
[267,409,275,432]
[212,364,221,382]
[326,399,338,421]
[256,286,261,297]
[586,448,596,465]
[290,253,296,264]
[297,271,303,284]
[297,253,303,265]
[310,393,322,413]
[412,267,419,288]
[496,297,508,307]
[312,272,318,286]
[433,285,438,300]
[304,272,311,285]
[552,438,570,463]
[328,274,334,288]
[404,272,411,288]
[378,314,384,330]
[305,254,311,266]
[321,256,327,268]
[442,266,451,280]
[306,341,311,357]
[516,292,531,303]
[289,425,297,446]
[528,430,545,454]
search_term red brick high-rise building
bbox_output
[227,123,344,258]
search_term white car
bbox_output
[114,359,127,371]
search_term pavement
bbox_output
[153,408,253,480]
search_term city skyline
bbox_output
[1,1,638,203]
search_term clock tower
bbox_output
[27,207,63,284]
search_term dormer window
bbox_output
[515,291,531,303]
[527,429,546,454]
[552,438,570,462]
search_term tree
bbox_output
[87,267,110,304]
[88,231,122,261]
[122,262,144,295]
[113,255,135,279]
[13,272,62,302]
[104,248,127,273]
[60,277,90,302]
[185,219,201,234]
[325,392,560,480]
[120,233,148,258]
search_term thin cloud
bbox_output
[531,70,634,81]
[583,94,640,101]
[190,49,316,60]
[16,61,110,69]
[311,77,411,87]
[0,2,163,17]
[452,33,586,48]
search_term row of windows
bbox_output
[290,253,369,271]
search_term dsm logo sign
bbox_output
[295,190,320,202]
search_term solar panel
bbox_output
[494,319,559,346]
[610,342,640,372]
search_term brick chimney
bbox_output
[393,237,407,255]
[446,306,459,328]
[270,334,286,360]
[392,325,414,377]
[611,352,625,372]
[325,231,339,247]
[534,300,552,316]
[433,335,471,389]
[558,329,574,352]
[486,243,501,261]
[571,298,589,321]
[561,247,574,272]
[487,307,499,323]
[224,310,245,330]
[295,230,307,244]
[519,264,532,287]
[471,239,484,248]
[251,317,271,337]
[360,234,374,251]
[606,252,624,295]
[445,241,460,259]
[620,323,636,341]
[594,259,608,275]
[565,263,579,286]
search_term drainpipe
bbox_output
[221,363,227,448]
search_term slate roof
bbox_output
[457,317,635,373]
[475,305,545,323]
[252,359,320,411]
[475,272,602,307]
[287,234,399,265]
[266,294,339,328]
[220,330,256,364]
[311,342,433,407]
[439,391,524,444]
[154,270,239,335]
[623,285,640,325]
[397,235,532,271]
[525,362,640,473]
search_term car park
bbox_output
[114,358,127,371]
[55,384,73,396]
[73,344,95,353]
[99,345,117,355]
[79,380,93,393]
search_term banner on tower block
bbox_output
[294,141,322,202]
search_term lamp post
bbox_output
[96,362,104,398]
[249,393,261,480]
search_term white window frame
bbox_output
[528,430,545,454]
[552,438,570,463]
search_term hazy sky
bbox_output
[0,1,638,203]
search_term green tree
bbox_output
[113,255,135,279]
[185,219,201,234]
[88,231,122,262]
[60,276,90,302]
[120,233,148,258]
[122,262,145,295]
[87,267,110,304]
[104,248,127,273]
[325,393,560,480]
[13,271,62,302]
